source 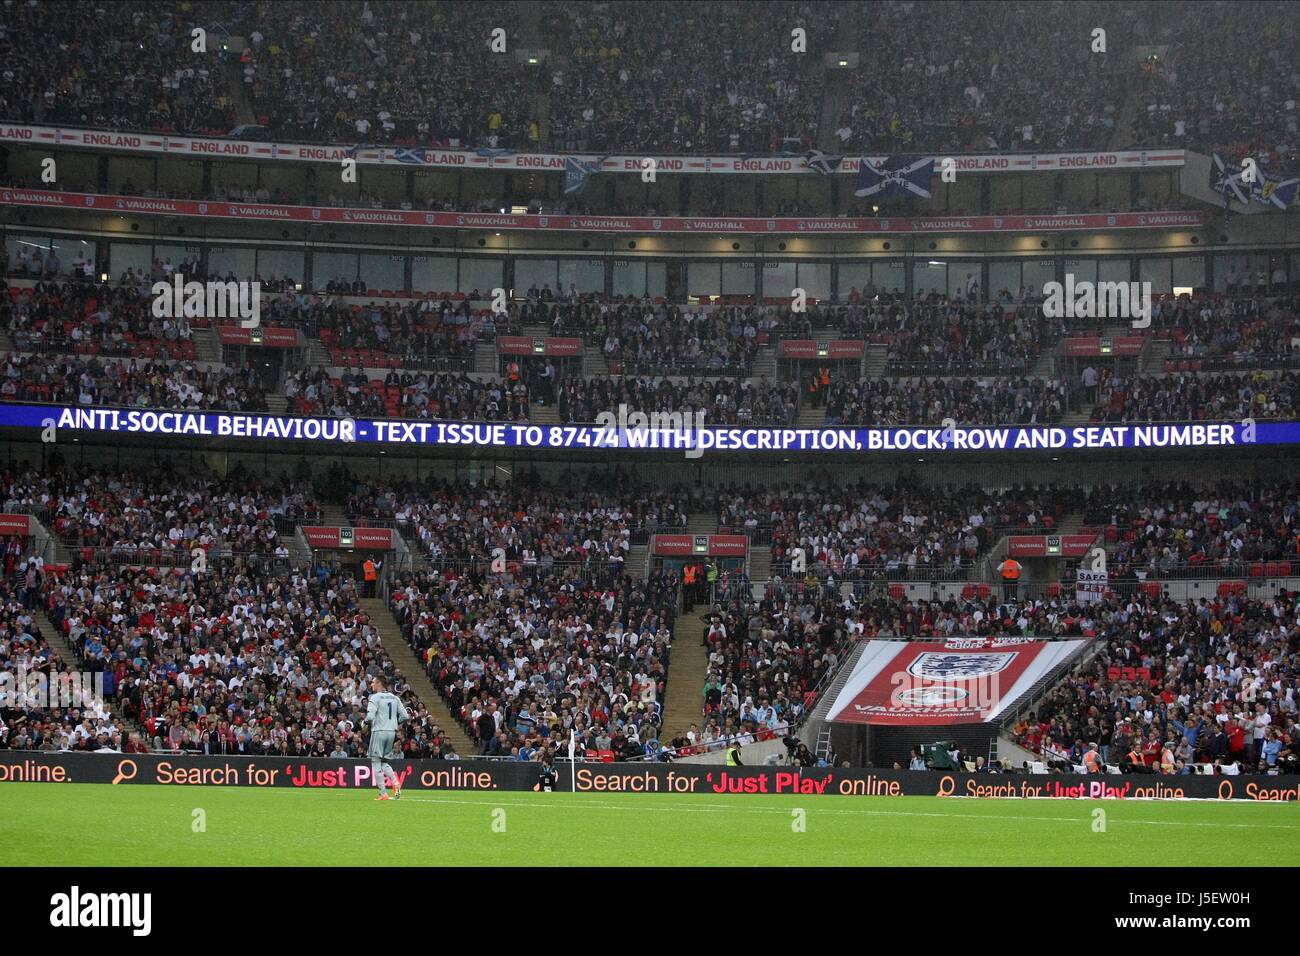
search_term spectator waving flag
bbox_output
[564,156,607,194]
[854,155,934,199]
[801,149,843,175]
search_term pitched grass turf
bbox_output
[1,783,1297,866]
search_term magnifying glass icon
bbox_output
[111,759,138,785]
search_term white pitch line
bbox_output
[241,786,1300,831]
[389,795,1300,831]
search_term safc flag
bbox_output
[825,638,1086,725]
[854,155,934,199]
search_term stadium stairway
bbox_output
[686,512,716,536]
[864,344,887,378]
[627,542,649,581]
[304,337,330,370]
[750,345,777,383]
[320,503,350,527]
[530,403,560,425]
[747,545,771,585]
[34,605,141,737]
[474,341,498,373]
[1031,346,1058,378]
[582,344,610,376]
[265,394,288,414]
[359,597,476,758]
[194,328,223,364]
[659,613,708,741]
[796,406,827,428]
[1061,405,1095,426]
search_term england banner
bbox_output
[0,187,1205,235]
[0,124,1185,176]
[826,638,1087,725]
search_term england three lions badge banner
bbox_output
[826,638,1087,725]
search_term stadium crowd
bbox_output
[0,352,271,413]
[1080,480,1300,578]
[825,376,1069,426]
[389,560,680,759]
[711,481,1071,580]
[2,463,317,567]
[1016,590,1300,775]
[1089,371,1300,423]
[558,375,800,427]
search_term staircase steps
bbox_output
[796,406,827,428]
[193,328,223,364]
[359,597,475,758]
[583,345,610,376]
[627,542,649,581]
[34,606,140,736]
[864,344,888,378]
[686,512,716,535]
[530,403,560,425]
[658,613,709,740]
[474,342,499,374]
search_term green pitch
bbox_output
[2,783,1297,866]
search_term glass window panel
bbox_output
[259,249,306,285]
[357,253,404,291]
[207,246,257,280]
[612,260,645,298]
[411,257,458,294]
[458,258,502,295]
[515,258,558,295]
[313,252,359,290]
[557,259,605,294]
[687,261,721,297]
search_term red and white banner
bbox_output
[0,187,1205,236]
[301,527,394,550]
[778,339,866,360]
[496,336,582,357]
[653,534,749,557]
[0,514,31,536]
[0,124,1185,175]
[1006,534,1098,558]
[216,325,300,348]
[1064,335,1147,357]
[826,638,1086,725]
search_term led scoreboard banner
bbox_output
[4,405,1297,454]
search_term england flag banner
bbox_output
[826,638,1087,725]
[1076,569,1109,605]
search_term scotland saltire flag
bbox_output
[564,156,606,194]
[801,149,843,175]
[855,156,934,199]
[1211,153,1298,210]
[1256,168,1299,209]
[393,147,428,164]
[475,147,518,159]
[1210,153,1249,207]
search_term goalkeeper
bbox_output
[365,675,410,801]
